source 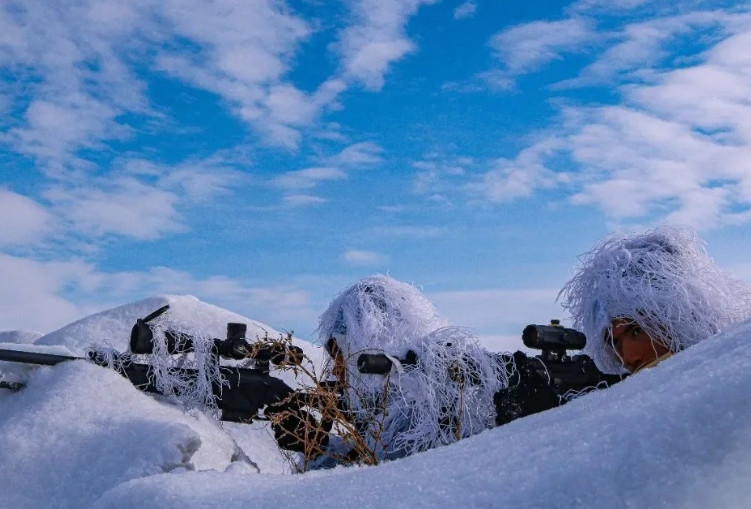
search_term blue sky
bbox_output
[2,0,751,351]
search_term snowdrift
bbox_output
[34,295,303,356]
[1,295,750,508]
[0,361,240,509]
[93,318,751,509]
[0,330,43,344]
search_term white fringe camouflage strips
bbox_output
[317,275,507,459]
[559,226,751,374]
[103,317,226,418]
[388,327,508,456]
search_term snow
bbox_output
[0,361,240,509]
[0,329,43,344]
[34,295,312,357]
[2,295,751,508]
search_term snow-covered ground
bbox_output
[1,295,750,508]
[0,329,43,344]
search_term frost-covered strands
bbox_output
[317,275,504,460]
[387,327,508,456]
[128,317,225,417]
[559,225,751,374]
[317,274,448,382]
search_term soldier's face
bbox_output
[608,318,671,373]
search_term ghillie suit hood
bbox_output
[317,275,505,459]
[317,275,448,379]
[559,226,751,374]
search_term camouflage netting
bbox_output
[559,225,751,374]
[317,275,506,459]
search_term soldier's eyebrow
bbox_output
[604,322,640,344]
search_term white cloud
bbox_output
[370,226,444,238]
[272,167,347,190]
[559,11,747,87]
[44,178,185,240]
[0,253,318,335]
[0,253,93,333]
[126,266,317,328]
[377,205,408,212]
[283,194,327,207]
[473,70,515,91]
[345,38,415,89]
[489,17,595,76]
[10,97,126,166]
[0,0,150,171]
[314,122,349,143]
[159,166,246,203]
[468,12,751,231]
[327,141,384,167]
[564,93,751,228]
[342,249,386,266]
[410,157,472,202]
[0,0,341,167]
[151,0,332,150]
[335,0,436,90]
[569,0,656,14]
[21,152,244,243]
[0,189,50,246]
[453,2,477,20]
[467,138,567,202]
[476,8,741,91]
[0,0,420,177]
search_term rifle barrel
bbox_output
[0,348,79,366]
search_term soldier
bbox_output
[269,274,505,469]
[559,225,751,374]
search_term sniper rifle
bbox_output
[0,305,303,423]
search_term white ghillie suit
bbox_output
[317,275,506,459]
[388,326,508,456]
[559,225,751,374]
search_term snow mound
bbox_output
[0,295,325,483]
[92,318,751,509]
[0,330,43,344]
[0,361,240,509]
[35,295,295,355]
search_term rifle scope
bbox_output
[522,320,586,352]
[129,306,303,366]
[356,350,418,374]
